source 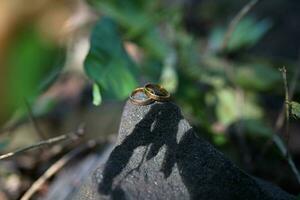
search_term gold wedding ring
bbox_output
[143,83,171,101]
[129,87,155,106]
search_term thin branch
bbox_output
[275,66,300,183]
[24,99,47,140]
[258,66,300,184]
[275,55,300,130]
[0,119,27,136]
[0,111,47,136]
[262,59,300,154]
[20,140,97,200]
[279,66,290,148]
[273,135,300,184]
[221,0,260,51]
[0,124,85,160]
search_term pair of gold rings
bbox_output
[130,83,171,106]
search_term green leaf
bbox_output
[228,18,272,51]
[139,29,169,59]
[3,26,62,123]
[92,83,102,106]
[90,0,159,38]
[234,64,280,91]
[213,134,227,146]
[89,1,170,60]
[94,1,153,38]
[160,51,178,93]
[216,88,262,126]
[84,17,138,100]
[208,17,272,52]
[242,119,273,137]
[208,27,224,52]
[290,101,300,119]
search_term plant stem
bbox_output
[279,66,290,156]
[221,0,260,51]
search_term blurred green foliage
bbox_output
[215,88,262,126]
[84,17,138,100]
[209,18,272,52]
[234,63,280,91]
[89,0,171,59]
[83,0,300,150]
[4,26,63,119]
[2,0,300,153]
[0,0,299,197]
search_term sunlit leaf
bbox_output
[290,101,300,119]
[92,83,102,106]
[216,88,262,126]
[160,51,178,93]
[84,17,138,100]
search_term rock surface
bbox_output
[75,100,295,200]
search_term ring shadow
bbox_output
[97,102,263,200]
[98,102,181,195]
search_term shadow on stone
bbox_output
[98,102,182,196]
[75,101,295,200]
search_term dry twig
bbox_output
[279,67,290,146]
[20,140,97,200]
[0,124,85,160]
[258,66,300,184]
[275,60,300,131]
[262,62,300,151]
[274,67,299,183]
[25,100,47,140]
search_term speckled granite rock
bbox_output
[75,100,295,200]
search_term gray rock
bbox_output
[75,100,295,200]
